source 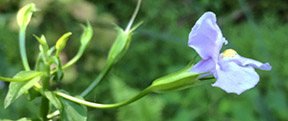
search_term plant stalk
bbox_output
[59,87,151,109]
[80,61,113,97]
[39,63,50,120]
[19,27,31,71]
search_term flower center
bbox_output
[221,49,238,58]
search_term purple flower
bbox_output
[188,12,271,95]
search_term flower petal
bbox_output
[190,58,215,74]
[212,59,260,95]
[225,55,272,71]
[188,12,227,60]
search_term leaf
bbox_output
[60,95,87,121]
[44,91,62,110]
[17,117,30,121]
[110,76,164,121]
[4,71,42,108]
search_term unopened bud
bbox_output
[56,32,72,57]
[17,3,36,27]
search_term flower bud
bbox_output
[56,32,72,57]
[80,21,93,46]
[17,3,36,27]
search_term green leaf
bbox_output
[17,117,30,121]
[44,91,62,110]
[60,95,87,121]
[110,76,164,121]
[4,71,42,108]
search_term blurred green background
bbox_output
[0,0,288,120]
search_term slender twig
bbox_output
[0,72,44,82]
[59,87,151,109]
[80,62,112,97]
[80,0,142,97]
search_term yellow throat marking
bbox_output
[221,49,238,58]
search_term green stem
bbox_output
[63,45,86,70]
[80,61,113,97]
[39,96,49,120]
[58,87,151,109]
[19,27,31,71]
[79,0,142,97]
[39,63,50,120]
[124,0,142,33]
[0,72,44,82]
[51,45,86,74]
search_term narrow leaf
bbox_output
[45,91,62,110]
[60,95,87,121]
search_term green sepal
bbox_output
[106,26,130,65]
[107,22,142,65]
[55,32,72,57]
[34,35,49,59]
[149,61,204,93]
[4,71,42,108]
[17,3,36,28]
[150,72,201,93]
[50,57,63,82]
[80,21,93,46]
